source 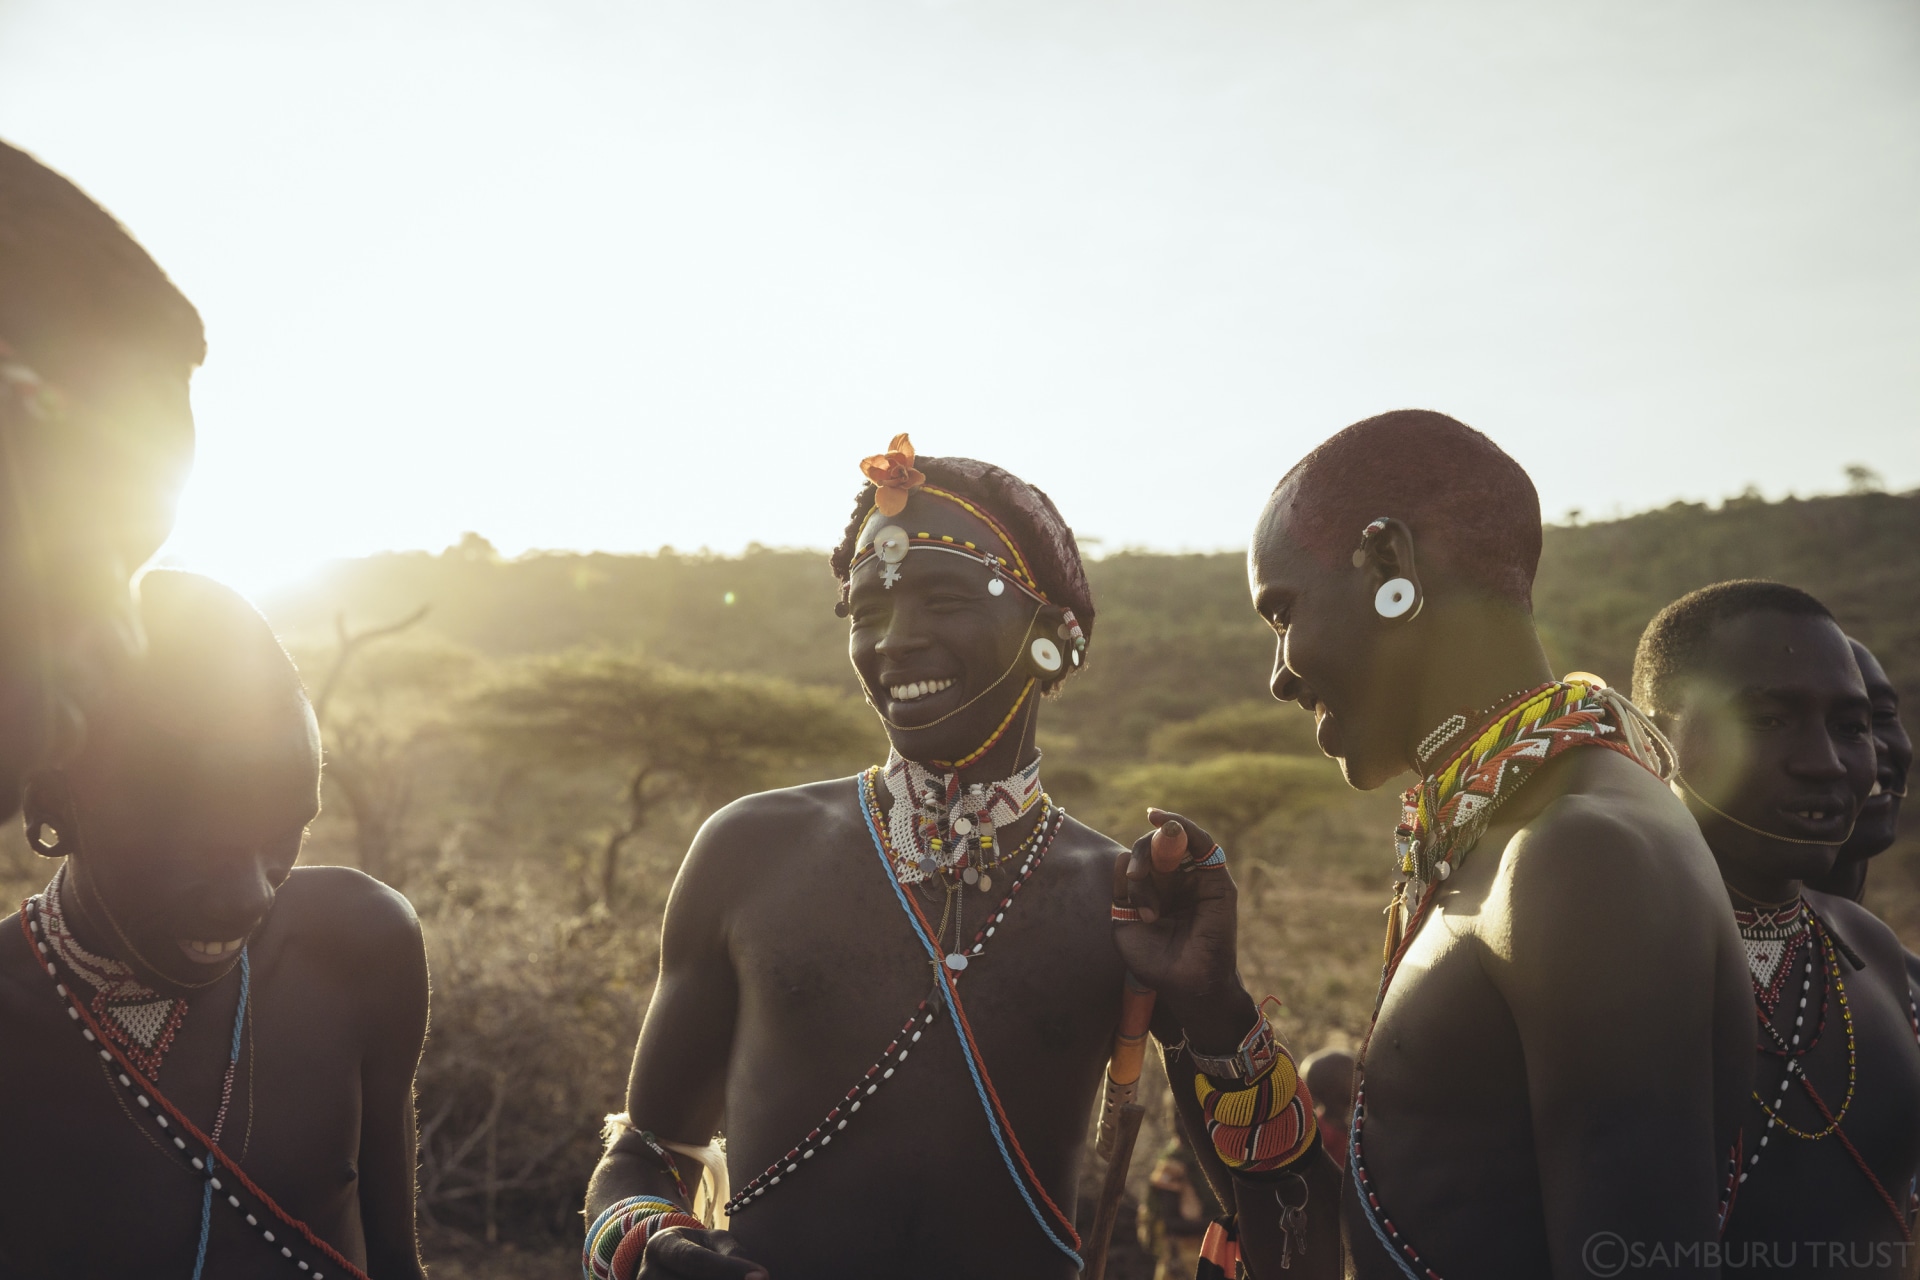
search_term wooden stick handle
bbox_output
[1096,974,1158,1157]
[1083,1102,1146,1280]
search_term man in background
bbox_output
[0,138,201,817]
[1635,581,1920,1272]
[1804,637,1911,904]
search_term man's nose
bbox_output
[199,857,277,933]
[1786,727,1854,781]
[873,609,931,657]
[1271,648,1302,704]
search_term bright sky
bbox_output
[3,0,1916,595]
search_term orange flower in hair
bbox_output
[859,433,926,517]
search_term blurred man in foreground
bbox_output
[1238,409,1750,1277]
[0,571,430,1278]
[0,139,200,817]
[1636,581,1920,1274]
[585,437,1337,1278]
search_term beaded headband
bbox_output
[843,437,1089,670]
[850,490,1048,602]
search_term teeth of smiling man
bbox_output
[185,938,246,957]
[1794,809,1830,821]
[888,677,957,703]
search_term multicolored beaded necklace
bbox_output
[882,749,1043,894]
[1730,897,1912,1239]
[20,893,372,1280]
[721,771,1067,1228]
[1351,678,1671,1280]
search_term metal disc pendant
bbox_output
[962,867,979,885]
[977,874,992,894]
[945,953,969,971]
[917,857,938,876]
[1436,861,1452,881]
[952,817,974,835]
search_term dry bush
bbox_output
[404,851,657,1250]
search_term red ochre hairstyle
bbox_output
[1273,409,1543,611]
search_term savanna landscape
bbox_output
[9,485,1916,1277]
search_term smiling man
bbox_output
[1635,582,1920,1273]
[0,571,428,1279]
[1804,639,1913,903]
[1242,410,1751,1278]
[583,439,1323,1280]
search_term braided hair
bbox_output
[829,455,1096,682]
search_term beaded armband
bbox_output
[584,1196,700,1280]
[1191,1019,1317,1176]
[1188,1010,1280,1083]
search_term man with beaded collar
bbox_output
[1233,410,1752,1278]
[0,571,430,1278]
[584,437,1339,1279]
[1635,581,1920,1272]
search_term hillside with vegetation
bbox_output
[10,489,1914,1274]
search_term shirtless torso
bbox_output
[1720,890,1920,1276]
[1346,749,1751,1277]
[620,777,1125,1278]
[0,866,428,1279]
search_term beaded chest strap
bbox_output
[21,897,371,1280]
[725,767,1075,1243]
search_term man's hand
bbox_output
[1112,809,1257,1054]
[639,1228,769,1280]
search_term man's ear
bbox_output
[1025,604,1072,689]
[1353,517,1423,621]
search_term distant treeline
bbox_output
[262,489,1920,766]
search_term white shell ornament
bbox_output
[1030,637,1063,673]
[874,526,910,564]
[1374,578,1417,619]
[987,577,1005,596]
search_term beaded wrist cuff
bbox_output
[1181,843,1228,872]
[584,1196,680,1280]
[607,1211,703,1280]
[1188,1011,1280,1084]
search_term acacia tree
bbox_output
[465,651,876,905]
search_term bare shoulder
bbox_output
[1804,889,1911,983]
[677,775,865,883]
[1049,811,1128,896]
[1504,749,1717,906]
[274,866,426,977]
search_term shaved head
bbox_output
[1268,409,1541,610]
